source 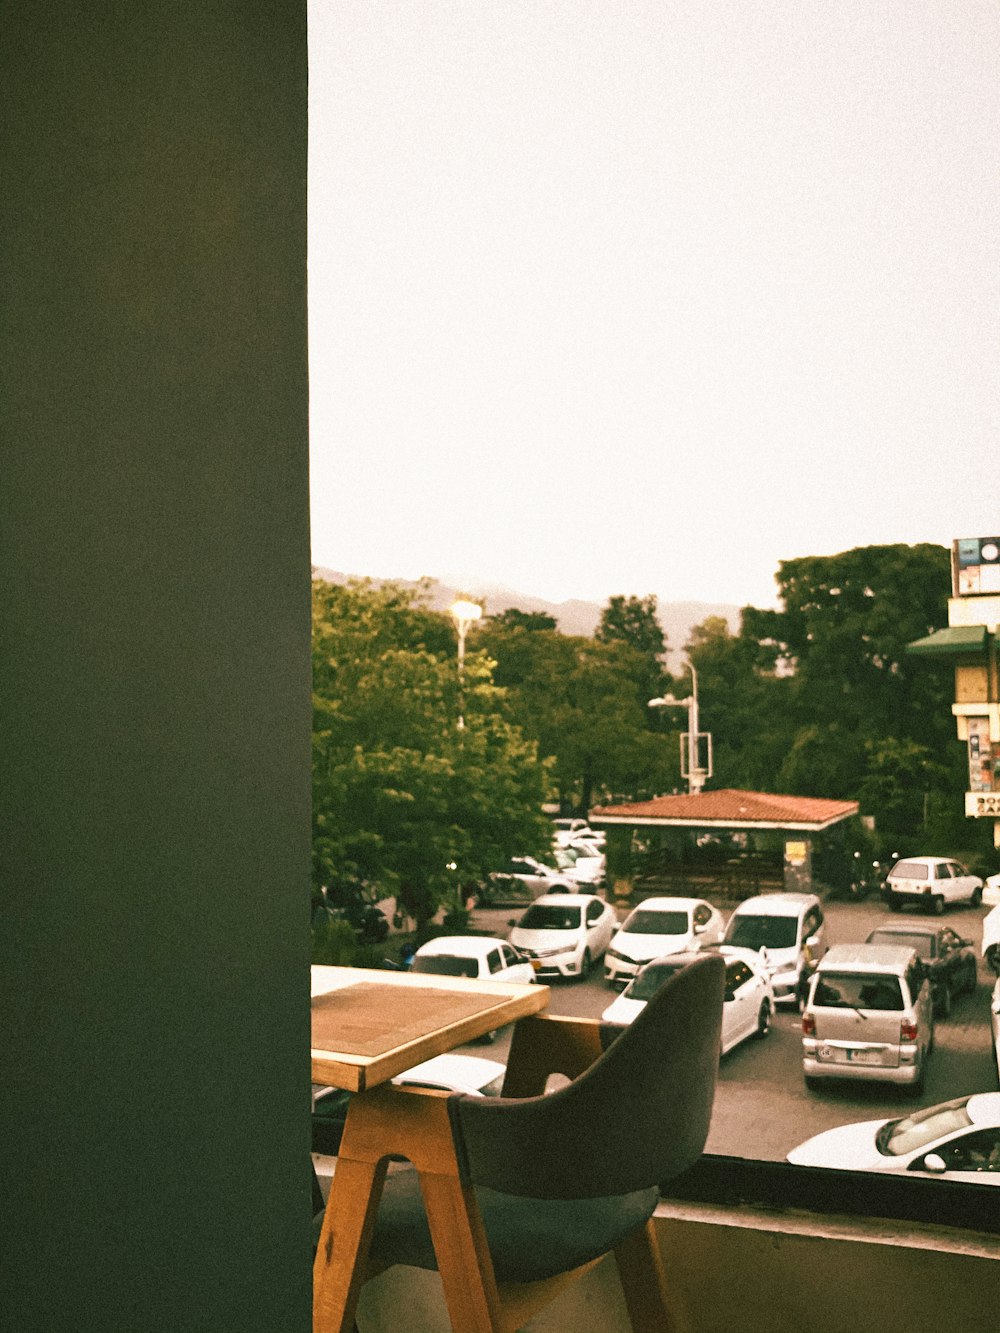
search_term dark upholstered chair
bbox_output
[313,952,725,1333]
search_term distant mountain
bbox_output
[311,566,742,667]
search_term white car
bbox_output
[723,893,825,1005]
[392,1052,507,1097]
[486,856,576,901]
[601,947,774,1053]
[552,844,606,888]
[603,896,724,987]
[788,1093,1000,1183]
[983,904,1000,974]
[984,871,1000,908]
[509,893,618,980]
[883,855,984,913]
[411,935,537,986]
[991,979,1000,1087]
[553,818,605,848]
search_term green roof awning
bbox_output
[906,626,988,657]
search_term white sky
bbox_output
[307,1,999,610]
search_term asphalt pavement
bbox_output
[461,894,998,1162]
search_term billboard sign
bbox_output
[953,537,1000,596]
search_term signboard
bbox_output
[953,537,1000,596]
[967,717,997,793]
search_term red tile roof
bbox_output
[591,789,858,831]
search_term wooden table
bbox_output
[311,966,549,1333]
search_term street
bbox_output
[462,896,998,1162]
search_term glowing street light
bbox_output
[450,599,482,729]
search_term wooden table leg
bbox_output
[312,1155,388,1333]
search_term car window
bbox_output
[890,860,929,880]
[622,908,689,935]
[725,960,753,994]
[487,947,504,974]
[917,1129,1000,1174]
[412,955,479,979]
[867,929,934,959]
[813,972,904,1011]
[878,1097,975,1156]
[629,961,687,1001]
[935,862,952,879]
[519,904,581,930]
[725,914,797,949]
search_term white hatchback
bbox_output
[884,856,983,914]
[603,896,724,987]
[509,893,617,979]
[411,935,536,986]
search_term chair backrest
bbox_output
[450,952,725,1200]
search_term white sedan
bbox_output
[604,896,725,987]
[508,893,618,979]
[788,1093,1000,1183]
[602,947,774,1054]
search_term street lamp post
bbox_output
[648,661,711,794]
[450,599,482,729]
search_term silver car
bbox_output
[801,943,934,1091]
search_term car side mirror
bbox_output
[922,1153,947,1175]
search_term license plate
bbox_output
[846,1047,880,1065]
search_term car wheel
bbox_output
[577,948,592,980]
[755,999,772,1039]
[971,887,983,908]
[932,896,945,916]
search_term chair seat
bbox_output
[370,1164,660,1284]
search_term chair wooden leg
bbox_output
[614,1218,688,1333]
[419,1170,506,1333]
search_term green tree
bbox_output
[312,579,553,926]
[487,607,558,632]
[595,594,668,703]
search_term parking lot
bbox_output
[461,896,998,1162]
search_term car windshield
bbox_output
[519,904,582,930]
[867,930,934,959]
[890,860,929,880]
[876,1097,975,1157]
[622,909,689,935]
[725,914,798,949]
[412,955,479,978]
[813,972,904,1011]
[628,961,688,1000]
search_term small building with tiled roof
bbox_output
[590,790,860,895]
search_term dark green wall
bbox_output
[2,3,312,1329]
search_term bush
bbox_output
[311,917,358,966]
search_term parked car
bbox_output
[788,1092,1000,1183]
[991,980,1000,1087]
[865,923,977,1019]
[552,818,605,848]
[312,1053,507,1166]
[604,896,724,988]
[552,844,606,888]
[602,947,774,1054]
[983,904,1000,975]
[801,943,934,1091]
[508,892,617,980]
[883,855,984,913]
[484,856,576,903]
[723,893,825,1006]
[411,935,537,985]
[984,871,1000,908]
